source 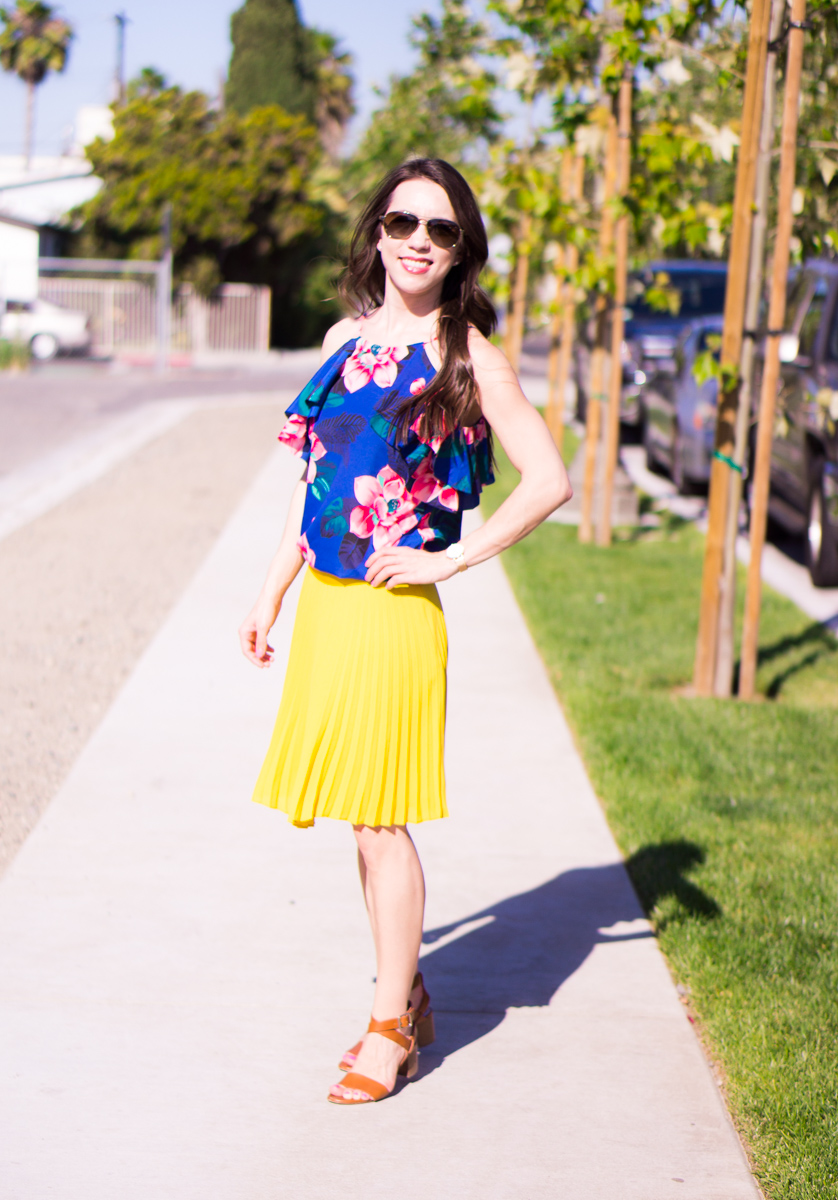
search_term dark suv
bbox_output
[575,260,727,426]
[752,258,838,586]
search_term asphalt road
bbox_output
[0,354,318,478]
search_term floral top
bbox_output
[277,336,494,581]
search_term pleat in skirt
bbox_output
[252,567,449,827]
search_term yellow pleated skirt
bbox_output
[252,567,449,827]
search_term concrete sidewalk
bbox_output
[0,446,759,1199]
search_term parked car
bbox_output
[575,260,727,427]
[751,258,838,586]
[1,298,92,361]
[643,316,722,492]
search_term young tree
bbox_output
[0,0,72,168]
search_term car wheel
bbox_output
[30,333,59,361]
[805,468,838,587]
[643,417,662,474]
[671,429,697,495]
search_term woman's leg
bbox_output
[339,824,425,1090]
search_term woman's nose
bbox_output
[407,220,431,250]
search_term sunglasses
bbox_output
[379,210,462,250]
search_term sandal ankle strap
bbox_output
[367,1011,414,1052]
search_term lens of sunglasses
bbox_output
[380,211,461,250]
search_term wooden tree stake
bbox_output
[597,70,632,547]
[739,0,808,700]
[546,151,575,445]
[692,0,772,694]
[504,211,532,373]
[714,0,786,696]
[579,109,618,544]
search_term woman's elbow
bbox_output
[546,474,572,512]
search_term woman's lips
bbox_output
[400,257,432,274]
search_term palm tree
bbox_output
[0,1,73,170]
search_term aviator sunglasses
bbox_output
[379,210,462,250]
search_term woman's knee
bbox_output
[353,824,412,871]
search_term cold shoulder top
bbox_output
[277,336,494,581]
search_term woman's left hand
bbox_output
[365,545,458,589]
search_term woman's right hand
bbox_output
[238,597,281,668]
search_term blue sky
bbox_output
[0,0,434,157]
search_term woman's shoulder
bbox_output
[320,317,363,363]
[467,326,516,376]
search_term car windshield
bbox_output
[626,269,727,320]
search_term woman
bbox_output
[239,158,571,1105]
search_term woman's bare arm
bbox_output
[454,330,571,566]
[365,332,570,588]
[238,477,307,667]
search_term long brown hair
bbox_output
[339,158,497,442]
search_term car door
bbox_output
[772,273,828,512]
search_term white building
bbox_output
[0,214,39,303]
[0,105,109,234]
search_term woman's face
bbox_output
[376,178,461,300]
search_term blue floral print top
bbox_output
[277,336,494,581]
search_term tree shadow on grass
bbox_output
[731,621,837,698]
[412,847,720,1081]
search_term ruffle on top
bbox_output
[278,337,494,510]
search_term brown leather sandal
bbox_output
[328,1011,417,1105]
[338,971,434,1072]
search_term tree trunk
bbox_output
[24,79,35,170]
[739,0,808,700]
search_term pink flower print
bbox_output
[342,341,409,392]
[277,413,308,455]
[349,465,418,550]
[409,413,449,453]
[410,377,427,396]
[410,456,459,512]
[277,414,327,461]
[297,532,316,567]
[462,418,488,446]
[417,513,437,544]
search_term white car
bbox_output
[1,298,92,360]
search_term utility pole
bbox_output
[114,12,129,106]
[692,0,772,695]
[739,0,808,700]
[579,107,618,544]
[713,0,786,697]
[597,67,633,547]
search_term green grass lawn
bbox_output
[483,447,838,1200]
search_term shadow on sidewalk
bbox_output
[414,862,654,1076]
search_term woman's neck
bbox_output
[361,281,442,345]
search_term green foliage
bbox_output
[0,0,71,85]
[788,0,838,259]
[346,0,500,203]
[76,83,341,343]
[226,0,353,153]
[483,446,838,1199]
[0,338,29,370]
[227,0,317,121]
